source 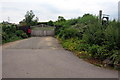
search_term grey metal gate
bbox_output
[31,28,55,37]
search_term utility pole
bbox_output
[99,10,102,21]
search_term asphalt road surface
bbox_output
[2,37,118,78]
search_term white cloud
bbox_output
[0,0,119,23]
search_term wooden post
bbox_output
[99,10,102,21]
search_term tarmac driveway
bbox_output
[2,37,118,78]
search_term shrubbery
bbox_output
[16,30,28,38]
[1,23,28,44]
[55,14,120,68]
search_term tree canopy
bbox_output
[20,10,38,26]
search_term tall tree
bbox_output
[47,20,54,26]
[20,10,38,26]
[58,16,66,22]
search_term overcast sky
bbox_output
[0,0,119,23]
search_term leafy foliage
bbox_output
[19,10,38,26]
[1,23,28,44]
[57,28,80,40]
[47,20,54,26]
[58,16,66,22]
[55,14,120,68]
[16,30,28,38]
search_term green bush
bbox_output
[104,23,120,50]
[58,28,79,40]
[55,14,120,68]
[79,14,98,24]
[1,23,28,44]
[47,20,54,26]
[96,46,109,60]
[7,35,21,42]
[16,30,24,36]
[21,33,28,38]
[110,50,120,65]
[16,30,28,38]
[88,45,110,60]
[2,24,16,34]
[88,45,100,58]
[62,38,78,51]
[76,43,90,51]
